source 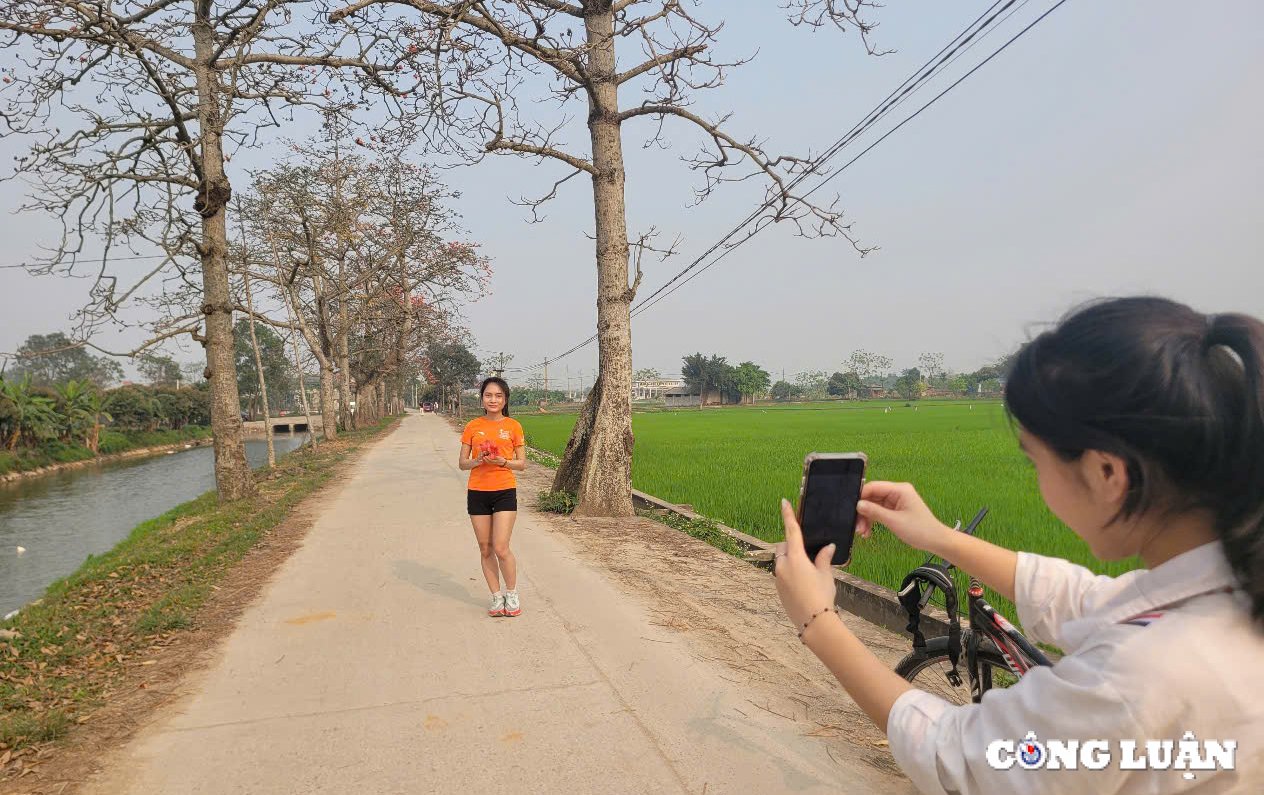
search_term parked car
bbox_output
[422,402,435,413]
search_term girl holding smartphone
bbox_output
[774,297,1263,793]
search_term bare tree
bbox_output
[847,350,894,384]
[242,271,276,468]
[283,298,319,451]
[243,133,488,433]
[327,0,882,515]
[1,1,410,500]
[917,351,946,384]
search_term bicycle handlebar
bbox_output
[918,507,989,570]
[908,507,990,609]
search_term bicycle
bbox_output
[893,507,1053,705]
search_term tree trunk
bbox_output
[336,270,354,431]
[285,282,339,442]
[284,298,318,451]
[243,273,275,468]
[193,2,254,501]
[319,367,338,440]
[552,6,635,517]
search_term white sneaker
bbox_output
[504,590,521,617]
[488,591,506,617]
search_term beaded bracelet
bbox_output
[797,605,838,641]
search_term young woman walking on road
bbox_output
[459,377,527,618]
[774,296,1264,793]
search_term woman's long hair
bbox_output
[1005,296,1264,625]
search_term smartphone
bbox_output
[796,452,867,567]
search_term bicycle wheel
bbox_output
[895,635,1019,705]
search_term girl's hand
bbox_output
[774,499,839,629]
[856,481,955,554]
[487,455,507,467]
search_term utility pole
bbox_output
[543,358,549,395]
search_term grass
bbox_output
[535,490,578,514]
[642,510,746,558]
[525,440,748,560]
[0,426,213,476]
[0,418,396,758]
[96,426,213,455]
[518,400,1143,622]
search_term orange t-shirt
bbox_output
[461,416,525,491]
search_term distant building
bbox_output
[664,389,701,408]
[632,377,686,401]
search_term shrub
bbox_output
[536,490,578,514]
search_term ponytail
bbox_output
[1204,314,1264,625]
[1004,298,1264,625]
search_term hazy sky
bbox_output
[1,0,1260,386]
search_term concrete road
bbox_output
[85,412,909,794]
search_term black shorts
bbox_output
[467,488,518,516]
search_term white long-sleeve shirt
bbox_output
[886,541,1264,794]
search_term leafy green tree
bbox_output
[827,371,863,399]
[732,362,771,403]
[633,367,662,382]
[426,342,482,412]
[108,386,164,431]
[7,332,124,387]
[681,353,706,396]
[895,368,927,401]
[155,387,209,430]
[138,354,183,387]
[682,353,730,405]
[948,374,971,395]
[710,357,738,404]
[233,319,295,417]
[770,380,803,402]
[512,389,568,407]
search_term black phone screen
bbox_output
[800,457,864,565]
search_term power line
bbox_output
[633,0,1067,319]
[525,0,1065,370]
[537,1,1022,364]
[629,0,1021,317]
[501,4,1019,372]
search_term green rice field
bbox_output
[519,400,1142,619]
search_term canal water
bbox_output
[0,435,307,617]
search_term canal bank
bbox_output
[1,435,308,617]
[0,418,398,781]
[0,437,214,485]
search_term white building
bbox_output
[632,377,686,401]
